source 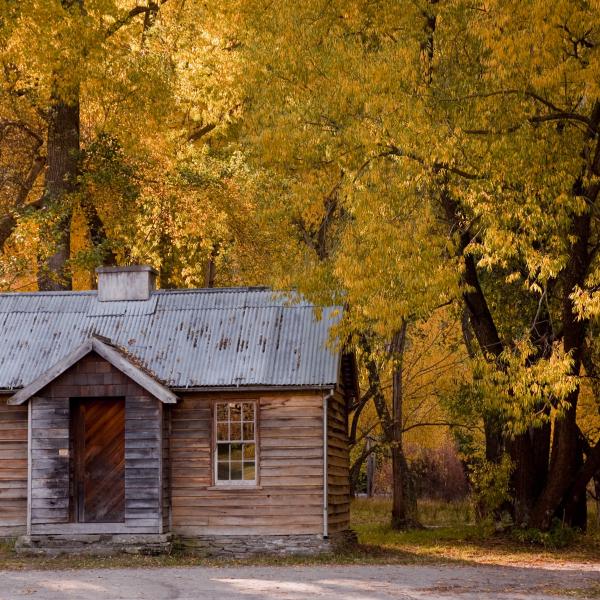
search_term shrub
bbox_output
[468,454,513,521]
[409,442,469,502]
[511,519,578,549]
[370,442,469,502]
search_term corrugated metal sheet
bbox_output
[0,287,342,390]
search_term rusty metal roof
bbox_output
[0,287,343,391]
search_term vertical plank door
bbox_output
[74,398,125,523]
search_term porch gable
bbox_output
[8,336,177,406]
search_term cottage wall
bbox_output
[1,382,352,549]
[161,404,171,532]
[29,352,164,535]
[0,399,28,537]
[170,392,327,538]
[328,390,350,534]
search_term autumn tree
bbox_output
[0,0,250,290]
[233,0,600,530]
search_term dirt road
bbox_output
[1,562,598,599]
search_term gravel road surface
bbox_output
[0,563,598,599]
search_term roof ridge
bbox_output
[0,290,96,297]
[152,286,273,294]
[0,286,275,298]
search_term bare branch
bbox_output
[105,1,168,38]
[402,421,473,434]
[384,145,483,180]
[0,118,44,146]
[188,122,217,143]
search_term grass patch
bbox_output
[352,497,473,528]
[352,497,600,566]
[0,498,598,571]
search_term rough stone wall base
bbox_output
[14,530,357,558]
[177,530,358,558]
[15,534,173,557]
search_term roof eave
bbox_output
[170,383,338,393]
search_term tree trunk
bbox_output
[530,209,591,529]
[390,320,419,529]
[441,190,505,465]
[508,421,551,526]
[349,439,378,498]
[563,432,588,530]
[37,87,79,291]
[528,101,600,530]
[366,437,375,497]
[158,226,176,289]
[359,331,418,528]
[204,244,218,288]
[509,306,554,526]
[80,195,117,268]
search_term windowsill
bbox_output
[207,484,262,491]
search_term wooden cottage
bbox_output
[0,266,357,555]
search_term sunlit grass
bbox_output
[351,496,600,566]
[351,496,472,528]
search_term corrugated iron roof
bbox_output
[0,287,343,391]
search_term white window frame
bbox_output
[213,400,258,486]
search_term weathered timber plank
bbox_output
[0,402,28,533]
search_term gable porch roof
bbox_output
[8,336,178,405]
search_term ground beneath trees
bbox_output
[1,499,599,598]
[0,563,598,599]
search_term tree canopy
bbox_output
[1,0,600,531]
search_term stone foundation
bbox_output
[178,530,358,558]
[15,534,173,557]
[14,530,357,558]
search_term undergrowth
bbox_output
[511,520,578,549]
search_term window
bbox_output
[215,401,257,484]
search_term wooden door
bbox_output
[73,398,125,523]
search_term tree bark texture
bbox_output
[390,321,418,529]
[36,87,79,291]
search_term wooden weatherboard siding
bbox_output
[171,392,326,536]
[328,391,350,534]
[162,404,171,531]
[0,399,28,536]
[29,352,164,535]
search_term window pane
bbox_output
[230,461,242,480]
[242,403,254,422]
[230,422,241,441]
[216,404,228,421]
[214,401,257,485]
[217,444,229,461]
[217,461,229,481]
[243,462,255,481]
[217,422,229,441]
[230,443,243,461]
[230,403,241,421]
[243,422,254,441]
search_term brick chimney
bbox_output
[96,265,157,302]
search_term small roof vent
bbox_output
[96,265,157,302]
